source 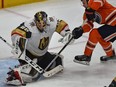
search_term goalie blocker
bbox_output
[6,36,64,86]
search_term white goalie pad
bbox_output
[20,59,39,82]
[11,35,27,60]
[43,65,64,77]
[6,79,22,86]
[6,60,39,85]
[20,64,32,74]
[11,35,21,57]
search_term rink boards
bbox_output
[0,0,46,8]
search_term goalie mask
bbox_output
[34,11,48,32]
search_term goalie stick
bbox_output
[0,35,13,48]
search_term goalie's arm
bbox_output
[55,19,74,44]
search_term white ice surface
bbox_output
[0,0,116,87]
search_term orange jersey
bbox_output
[82,0,116,33]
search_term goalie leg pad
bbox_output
[6,60,40,85]
[20,59,41,82]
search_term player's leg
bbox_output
[73,28,99,65]
[97,25,116,61]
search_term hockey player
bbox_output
[72,0,116,65]
[6,11,73,85]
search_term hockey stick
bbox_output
[0,35,13,48]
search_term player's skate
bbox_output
[100,55,116,62]
[100,50,116,62]
[6,67,25,86]
[73,55,91,65]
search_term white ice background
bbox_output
[0,0,116,87]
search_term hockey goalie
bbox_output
[6,11,74,85]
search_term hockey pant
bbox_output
[84,25,115,57]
